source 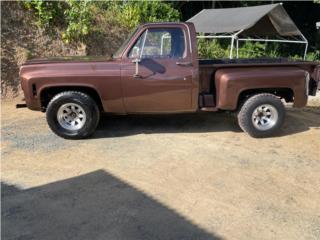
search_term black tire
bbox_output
[237,93,285,138]
[46,91,100,139]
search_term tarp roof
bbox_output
[187,3,302,37]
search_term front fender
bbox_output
[20,61,124,113]
[215,66,308,110]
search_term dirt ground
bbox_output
[1,95,320,240]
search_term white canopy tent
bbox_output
[187,3,308,59]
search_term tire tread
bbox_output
[46,91,100,139]
[238,93,285,138]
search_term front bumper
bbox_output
[16,103,27,108]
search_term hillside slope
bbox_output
[1,2,85,98]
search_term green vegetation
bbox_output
[23,0,179,43]
[62,0,92,43]
[23,1,63,27]
[22,0,319,60]
[197,38,319,61]
[110,1,180,30]
[197,38,228,59]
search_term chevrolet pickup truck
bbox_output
[19,22,320,139]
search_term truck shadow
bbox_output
[92,109,320,139]
[2,170,222,240]
[280,107,320,136]
[93,112,241,138]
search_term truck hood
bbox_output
[23,55,114,65]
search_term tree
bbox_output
[23,0,180,43]
[108,1,180,30]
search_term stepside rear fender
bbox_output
[215,66,309,110]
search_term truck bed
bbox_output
[198,58,318,94]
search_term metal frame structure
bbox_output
[197,31,308,60]
[160,33,171,55]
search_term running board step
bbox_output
[200,107,218,112]
[199,94,216,108]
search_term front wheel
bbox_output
[237,93,285,138]
[46,91,100,139]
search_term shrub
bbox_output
[197,38,277,59]
[23,0,180,44]
[110,1,180,30]
[196,38,318,60]
[62,0,92,43]
[197,38,228,59]
[23,0,63,27]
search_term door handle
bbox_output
[133,74,142,79]
[176,61,192,66]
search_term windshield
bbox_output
[113,27,139,58]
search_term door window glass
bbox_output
[128,28,186,59]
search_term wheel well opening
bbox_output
[237,88,294,108]
[40,86,104,111]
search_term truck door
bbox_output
[121,25,193,113]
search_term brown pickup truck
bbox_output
[19,22,320,139]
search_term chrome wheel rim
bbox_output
[57,103,86,131]
[252,104,278,131]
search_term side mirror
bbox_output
[132,58,142,78]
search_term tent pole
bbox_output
[197,35,234,39]
[237,38,307,44]
[230,37,234,59]
[236,39,239,58]
[303,42,308,60]
[233,29,244,59]
[161,35,164,55]
[300,33,308,60]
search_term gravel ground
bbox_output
[1,95,320,240]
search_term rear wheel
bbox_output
[46,91,100,139]
[237,93,285,138]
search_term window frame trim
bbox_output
[124,25,190,61]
